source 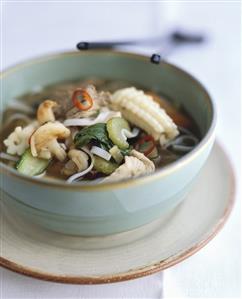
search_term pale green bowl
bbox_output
[0,51,216,236]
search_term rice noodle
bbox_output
[63,109,121,127]
[121,128,139,140]
[34,171,46,178]
[67,158,94,183]
[67,149,94,183]
[164,134,199,153]
[7,100,35,114]
[5,113,32,127]
[91,146,111,161]
[0,152,19,162]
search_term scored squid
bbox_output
[109,87,179,145]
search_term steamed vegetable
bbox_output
[109,145,123,164]
[74,123,113,150]
[93,155,118,175]
[16,148,51,176]
[107,117,131,149]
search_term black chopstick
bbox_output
[76,30,205,51]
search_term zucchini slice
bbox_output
[16,149,51,176]
[93,155,118,175]
[106,117,130,149]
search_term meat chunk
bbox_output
[104,150,155,182]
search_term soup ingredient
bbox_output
[90,146,111,161]
[4,113,32,127]
[65,85,110,119]
[64,108,121,127]
[147,91,192,129]
[37,100,58,124]
[67,156,94,183]
[30,122,70,161]
[74,123,113,150]
[16,148,51,176]
[72,88,93,111]
[93,155,118,175]
[104,150,155,182]
[110,87,179,144]
[7,99,35,114]
[135,135,156,156]
[165,134,199,154]
[62,148,90,176]
[3,121,38,155]
[65,149,89,174]
[106,117,130,149]
[147,146,159,159]
[121,127,139,140]
[0,152,19,162]
[109,145,123,164]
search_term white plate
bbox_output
[0,142,235,284]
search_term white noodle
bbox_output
[63,110,121,127]
[7,100,35,114]
[0,152,19,162]
[90,146,111,161]
[121,128,139,140]
[67,158,94,183]
[34,171,46,178]
[5,113,32,127]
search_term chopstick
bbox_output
[76,30,205,51]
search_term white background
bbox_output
[0,1,241,298]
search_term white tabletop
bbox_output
[1,1,241,298]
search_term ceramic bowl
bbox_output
[0,51,216,236]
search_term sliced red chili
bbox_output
[72,88,93,111]
[135,135,156,156]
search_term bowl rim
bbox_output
[0,50,217,191]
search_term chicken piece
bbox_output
[30,122,70,161]
[104,150,155,182]
[3,121,38,156]
[62,149,89,176]
[37,100,58,124]
[109,87,179,144]
[130,150,155,172]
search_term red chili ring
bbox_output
[135,135,156,156]
[72,88,93,111]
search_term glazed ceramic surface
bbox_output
[0,51,216,235]
[0,143,235,283]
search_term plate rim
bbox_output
[0,142,236,284]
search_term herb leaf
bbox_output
[74,123,113,150]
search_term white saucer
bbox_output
[0,142,235,284]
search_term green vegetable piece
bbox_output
[16,148,51,176]
[106,117,131,150]
[93,155,118,175]
[109,145,123,164]
[74,123,113,150]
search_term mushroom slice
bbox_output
[30,121,70,161]
[37,100,58,124]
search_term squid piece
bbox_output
[3,121,38,156]
[109,87,179,145]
